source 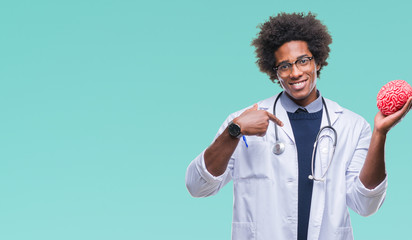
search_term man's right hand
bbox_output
[234,104,284,137]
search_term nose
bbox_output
[290,64,303,79]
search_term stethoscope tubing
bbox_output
[272,92,338,181]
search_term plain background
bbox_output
[1,0,412,239]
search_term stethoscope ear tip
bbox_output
[308,175,314,180]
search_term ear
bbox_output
[316,63,321,71]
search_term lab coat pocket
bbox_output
[234,141,274,180]
[232,222,256,240]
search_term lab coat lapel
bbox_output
[308,97,343,240]
[275,95,295,144]
[322,98,342,127]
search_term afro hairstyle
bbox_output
[251,12,332,83]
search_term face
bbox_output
[274,40,320,107]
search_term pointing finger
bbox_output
[267,112,284,127]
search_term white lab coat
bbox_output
[186,94,387,240]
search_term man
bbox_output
[185,12,412,240]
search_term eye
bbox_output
[278,64,290,71]
[298,58,309,65]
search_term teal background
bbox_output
[1,0,411,239]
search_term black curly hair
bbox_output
[251,12,332,83]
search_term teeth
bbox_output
[291,81,305,86]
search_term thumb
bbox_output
[389,96,412,120]
[251,103,258,110]
[395,96,412,122]
[245,103,258,112]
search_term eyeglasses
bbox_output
[273,56,314,78]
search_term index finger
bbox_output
[267,111,284,127]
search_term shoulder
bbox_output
[324,97,370,129]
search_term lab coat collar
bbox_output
[255,93,295,143]
[321,97,343,128]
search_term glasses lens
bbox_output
[296,57,312,70]
[276,57,313,77]
[277,64,290,77]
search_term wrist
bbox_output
[228,120,243,138]
[233,117,244,134]
[373,127,388,139]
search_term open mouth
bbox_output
[289,79,307,86]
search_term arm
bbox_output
[360,97,412,189]
[185,104,283,197]
[204,104,283,176]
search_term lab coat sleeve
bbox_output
[185,114,239,198]
[345,119,387,217]
[185,150,234,197]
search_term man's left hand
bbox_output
[374,96,412,135]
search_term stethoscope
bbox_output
[272,92,338,181]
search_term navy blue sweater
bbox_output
[287,109,323,240]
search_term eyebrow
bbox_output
[277,54,309,65]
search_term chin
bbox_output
[293,90,312,99]
[284,89,310,100]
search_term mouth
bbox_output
[289,79,307,86]
[287,79,308,91]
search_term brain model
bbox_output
[377,80,412,115]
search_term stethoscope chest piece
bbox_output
[272,141,285,155]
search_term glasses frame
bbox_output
[273,56,314,76]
